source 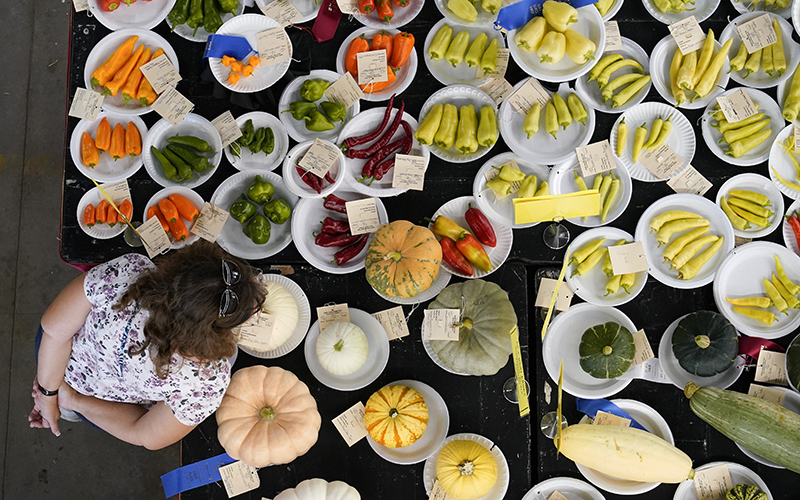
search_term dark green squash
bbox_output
[788,333,800,390]
[579,322,635,379]
[672,311,738,377]
[725,484,767,500]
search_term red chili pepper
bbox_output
[464,203,497,247]
[440,237,473,276]
[325,170,336,185]
[344,94,396,149]
[347,100,405,159]
[321,217,350,234]
[323,194,349,214]
[333,234,368,265]
[456,232,492,272]
[372,136,413,181]
[789,212,800,248]
[360,136,407,180]
[315,232,361,247]
[296,165,322,194]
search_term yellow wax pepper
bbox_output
[455,105,478,154]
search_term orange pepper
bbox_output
[168,217,189,241]
[118,199,133,223]
[125,121,141,157]
[230,61,243,73]
[81,132,99,168]
[375,0,393,23]
[147,205,170,234]
[249,55,261,67]
[158,198,179,223]
[137,48,164,107]
[110,123,126,160]
[242,65,254,77]
[91,36,138,88]
[121,46,151,104]
[83,204,96,228]
[372,31,394,61]
[168,193,200,221]
[228,72,241,84]
[222,55,236,67]
[107,202,118,227]
[391,32,415,69]
[391,0,408,6]
[104,44,144,96]
[360,66,396,93]
[95,117,112,153]
[346,36,370,79]
[96,199,108,225]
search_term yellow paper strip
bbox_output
[513,190,601,225]
[510,325,530,417]
[88,175,149,250]
[556,360,564,456]
[542,247,571,341]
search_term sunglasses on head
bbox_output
[219,259,241,318]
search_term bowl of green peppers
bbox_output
[166,0,244,43]
[224,111,289,172]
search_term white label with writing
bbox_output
[191,203,229,243]
[640,144,685,180]
[734,235,752,247]
[345,198,381,235]
[630,329,655,368]
[236,312,276,351]
[716,89,757,123]
[593,410,632,427]
[100,180,132,204]
[693,464,733,500]
[476,48,510,79]
[151,86,194,126]
[392,154,427,190]
[604,21,623,51]
[748,383,786,406]
[256,28,291,65]
[508,78,551,115]
[68,88,104,121]
[609,241,649,275]
[317,303,351,332]
[140,54,182,95]
[211,111,243,149]
[737,14,778,54]
[357,50,388,85]
[576,140,617,177]
[73,0,89,13]
[260,0,303,27]
[336,0,361,14]
[138,214,172,258]
[547,491,570,500]
[332,401,368,446]
[219,461,260,498]
[430,479,454,500]
[632,357,673,384]
[667,164,712,196]
[298,138,340,178]
[535,277,573,311]
[668,16,706,55]
[372,306,410,341]
[483,160,522,198]
[754,350,788,386]
[325,73,363,110]
[422,309,460,341]
[478,78,515,106]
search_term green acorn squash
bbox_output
[672,311,738,377]
[579,322,635,379]
[726,484,767,500]
[427,279,517,376]
[788,333,800,390]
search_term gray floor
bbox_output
[2,3,177,498]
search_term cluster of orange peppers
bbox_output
[222,55,262,85]
[146,194,201,242]
[81,117,141,168]
[90,35,169,107]
[358,0,409,23]
[83,198,133,229]
[345,31,415,93]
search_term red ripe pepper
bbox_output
[788,212,800,248]
[296,165,322,194]
[464,203,497,247]
[358,0,375,15]
[360,136,407,180]
[333,234,368,265]
[456,232,492,272]
[372,136,412,181]
[375,0,394,22]
[325,170,336,185]
[347,100,405,159]
[344,94,395,149]
[323,194,349,214]
[315,232,360,247]
[321,217,350,235]
[100,0,120,11]
[440,237,473,276]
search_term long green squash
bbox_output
[685,382,800,473]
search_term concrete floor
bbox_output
[1,2,176,498]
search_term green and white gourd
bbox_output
[579,322,635,379]
[316,322,369,376]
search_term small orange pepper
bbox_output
[81,132,99,168]
[391,32,415,69]
[242,65,254,77]
[168,193,199,221]
[107,202,118,227]
[228,72,241,84]
[110,123,126,160]
[96,199,108,225]
[83,204,96,228]
[118,199,133,223]
[95,117,112,153]
[222,55,236,67]
[125,122,141,157]
[345,36,370,78]
[137,48,164,107]
[360,66,396,93]
[158,198,179,223]
[168,217,189,241]
[230,61,243,73]
[249,55,261,67]
[147,205,170,234]
[372,31,394,61]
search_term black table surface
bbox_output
[62,0,800,498]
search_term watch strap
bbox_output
[38,383,59,397]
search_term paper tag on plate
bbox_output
[235,312,276,351]
[211,111,242,149]
[299,138,339,178]
[345,198,381,235]
[357,50,388,85]
[535,278,572,311]
[100,180,132,203]
[476,48,510,79]
[510,325,530,417]
[151,86,194,126]
[576,140,617,177]
[73,0,89,13]
[219,461,260,498]
[317,303,351,332]
[430,479,454,500]
[754,350,788,386]
[593,410,632,427]
[737,14,777,53]
[630,329,655,368]
[547,491,569,500]
[635,357,673,384]
[336,0,361,14]
[693,464,733,500]
[68,88,103,121]
[191,203,229,243]
[734,235,752,247]
[140,54,182,95]
[604,21,622,51]
[478,78,515,106]
[668,16,706,55]
[422,309,460,341]
[609,241,648,275]
[716,89,757,123]
[748,383,786,405]
[508,78,551,115]
[256,28,291,65]
[325,73,363,110]
[259,0,303,27]
[372,306,410,340]
[640,144,684,180]
[667,164,712,196]
[332,402,367,446]
[392,154,427,190]
[138,215,172,258]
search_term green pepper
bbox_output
[230,193,257,224]
[446,31,470,68]
[230,141,241,159]
[455,104,478,154]
[283,101,317,121]
[244,214,271,244]
[415,104,443,146]
[161,147,193,181]
[304,110,336,132]
[218,0,238,14]
[150,146,180,181]
[464,33,487,68]
[428,24,453,60]
[249,128,266,155]
[300,79,331,102]
[168,0,190,29]
[166,144,211,171]
[481,0,501,15]
[261,127,274,154]
[203,0,223,34]
[186,0,204,36]
[166,135,215,153]
[247,175,275,204]
[264,198,292,224]
[477,106,497,148]
[517,174,538,198]
[435,103,458,149]
[238,119,255,147]
[320,101,346,122]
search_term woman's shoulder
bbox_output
[84,253,156,304]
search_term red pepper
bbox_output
[347,100,405,159]
[344,95,395,149]
[100,0,120,11]
[358,0,375,14]
[789,212,800,248]
[456,232,492,272]
[321,217,350,234]
[323,194,349,214]
[296,165,322,194]
[440,237,473,276]
[325,170,336,185]
[315,232,360,247]
[333,234,368,265]
[360,136,407,180]
[372,136,412,181]
[464,203,497,247]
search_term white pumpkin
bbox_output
[316,322,369,376]
[273,478,360,500]
[253,280,299,351]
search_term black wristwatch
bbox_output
[38,383,58,397]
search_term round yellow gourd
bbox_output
[364,385,428,448]
[436,440,498,500]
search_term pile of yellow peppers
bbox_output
[708,102,772,158]
[570,238,636,296]
[573,170,620,223]
[428,24,499,74]
[514,1,596,65]
[618,114,673,163]
[446,0,499,22]
[587,53,651,108]
[594,0,615,16]
[653,0,693,14]
[726,256,800,325]
[485,162,547,198]
[415,103,497,154]
[719,189,774,230]
[773,136,800,191]
[729,19,786,80]
[650,211,725,281]
[669,30,733,106]
[522,92,587,140]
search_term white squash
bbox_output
[316,322,369,376]
[273,478,361,500]
[252,280,299,351]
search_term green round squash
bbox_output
[428,279,517,376]
[672,311,738,377]
[787,333,800,390]
[579,322,635,379]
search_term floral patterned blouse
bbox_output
[64,253,231,426]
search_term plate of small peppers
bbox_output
[89,0,177,31]
[166,0,244,42]
[353,0,424,29]
[423,19,507,87]
[77,187,132,240]
[71,111,147,183]
[143,187,204,250]
[224,111,289,172]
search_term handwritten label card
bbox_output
[668,16,706,55]
[478,78,515,106]
[667,164,712,196]
[737,14,777,53]
[430,480,454,500]
[191,203,229,243]
[604,21,622,51]
[317,303,351,331]
[508,78,551,115]
[795,124,800,152]
[693,464,733,500]
[299,138,340,178]
[422,309,460,341]
[372,306,410,341]
[345,198,381,235]
[325,73,363,110]
[535,278,573,311]
[211,111,242,149]
[357,50,388,85]
[593,410,632,427]
[476,48,510,79]
[734,235,752,247]
[73,0,89,12]
[754,350,788,386]
[630,329,655,368]
[219,461,260,498]
[151,86,194,126]
[392,154,427,190]
[576,140,617,177]
[236,312,276,351]
[548,491,570,500]
[336,0,360,13]
[100,180,132,203]
[138,215,172,258]
[140,54,182,95]
[260,0,303,27]
[256,28,291,65]
[716,89,757,123]
[609,241,648,275]
[332,402,368,447]
[640,144,684,179]
[748,383,786,406]
[68,88,104,121]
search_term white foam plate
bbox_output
[223,111,289,172]
[768,123,800,199]
[673,462,772,500]
[735,387,800,468]
[70,111,147,182]
[508,6,605,83]
[422,19,507,87]
[549,156,632,227]
[83,29,179,116]
[142,113,222,189]
[303,308,390,391]
[650,35,731,110]
[210,170,298,260]
[522,477,606,500]
[783,197,800,255]
[542,303,637,399]
[434,0,496,27]
[715,173,783,238]
[255,0,319,23]
[89,0,176,31]
[282,140,346,199]
[76,187,127,240]
[336,27,419,102]
[500,80,596,166]
[355,0,425,29]
[423,433,510,500]
[367,379,449,465]
[609,102,695,182]
[733,0,791,18]
[642,0,719,23]
[166,0,245,42]
[565,227,647,307]
[575,37,651,114]
[142,186,203,250]
[371,269,452,305]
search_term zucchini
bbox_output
[685,382,800,473]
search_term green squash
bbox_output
[672,311,738,377]
[788,333,800,390]
[428,279,517,376]
[579,322,635,379]
[725,484,767,500]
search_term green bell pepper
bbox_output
[247,175,275,204]
[320,101,346,122]
[244,214,271,244]
[304,110,336,132]
[283,101,317,121]
[264,198,292,224]
[229,193,257,223]
[300,79,331,102]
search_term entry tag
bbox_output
[630,329,655,368]
[430,479,454,500]
[73,0,89,12]
[357,50,388,85]
[332,402,368,447]
[256,28,291,65]
[693,464,734,500]
[604,21,622,51]
[609,241,648,275]
[392,154,427,190]
[548,492,570,500]
[69,88,104,121]
[138,215,172,258]
[535,278,572,311]
[336,0,361,14]
[372,306,410,340]
[299,138,340,178]
[508,78,551,115]
[212,111,242,149]
[640,144,684,179]
[737,14,778,54]
[716,89,757,123]
[151,86,194,126]
[734,235,752,247]
[140,54,182,95]
[235,311,276,351]
[345,198,381,235]
[748,383,786,406]
[260,0,303,27]
[754,350,788,386]
[219,461,260,498]
[484,160,522,198]
[667,165,712,196]
[593,410,631,427]
[100,180,132,203]
[422,309,460,341]
[510,325,530,417]
[191,203,229,243]
[317,303,351,331]
[476,48,510,79]
[325,73,363,110]
[668,16,706,55]
[576,140,617,177]
[479,77,515,105]
[204,34,254,60]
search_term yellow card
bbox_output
[513,191,601,224]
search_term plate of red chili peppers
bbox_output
[89,0,177,31]
[282,140,346,199]
[352,0,424,29]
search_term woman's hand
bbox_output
[28,377,61,437]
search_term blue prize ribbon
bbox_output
[575,398,648,431]
[203,35,255,60]
[495,0,599,32]
[161,452,236,498]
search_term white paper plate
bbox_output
[422,19,507,87]
[789,333,800,392]
[650,35,731,110]
[418,85,498,163]
[336,27,419,102]
[472,152,550,229]
[303,308,390,391]
[166,0,245,42]
[355,0,425,29]
[715,173,784,238]
[508,6,605,83]
[83,29,179,116]
[768,123,800,199]
[565,227,647,307]
[429,196,513,279]
[282,140,346,199]
[634,194,734,289]
[238,273,312,359]
[434,0,496,27]
[211,170,298,260]
[367,379,449,465]
[339,109,426,197]
[500,80,596,166]
[549,156,632,228]
[722,12,799,89]
[142,186,203,250]
[290,190,388,274]
[76,187,127,240]
[542,303,637,399]
[577,399,674,495]
[673,462,772,500]
[735,387,800,468]
[522,477,606,500]
[371,269,452,305]
[278,70,361,143]
[223,111,289,172]
[89,0,176,31]
[733,0,791,18]
[657,313,745,390]
[423,433,510,500]
[209,14,291,93]
[142,113,222,189]
[713,241,800,339]
[255,0,319,23]
[575,37,651,114]
[642,0,719,23]
[70,111,147,182]
[783,197,800,255]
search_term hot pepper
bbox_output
[168,0,190,25]
[249,128,266,155]
[323,194,348,214]
[390,33,415,69]
[465,33,488,68]
[567,93,587,126]
[693,39,733,100]
[110,123,126,160]
[321,217,349,234]
[545,100,558,139]
[186,0,204,36]
[588,54,622,82]
[523,103,541,139]
[465,204,496,247]
[427,215,470,241]
[261,127,275,154]
[204,0,224,34]
[81,132,99,168]
[517,174,538,198]
[297,165,322,194]
[535,181,549,197]
[333,234,368,265]
[372,31,394,61]
[167,144,210,171]
[434,103,459,149]
[244,215,271,245]
[151,146,179,181]
[477,106,497,148]
[161,147,193,181]
[732,306,778,325]
[415,104,443,146]
[447,0,477,22]
[137,49,163,107]
[284,101,317,121]
[375,0,394,22]
[247,175,275,204]
[301,79,331,102]
[481,38,499,74]
[305,110,336,132]
[632,122,647,163]
[455,104,478,154]
[456,232,492,272]
[238,119,255,147]
[441,237,473,276]
[725,129,771,158]
[166,135,215,153]
[429,25,453,61]
[125,122,141,157]
[230,194,257,224]
[264,199,292,224]
[553,93,571,130]
[446,31,470,68]
[218,0,238,14]
[121,47,151,104]
[321,101,346,122]
[315,232,360,247]
[104,44,144,97]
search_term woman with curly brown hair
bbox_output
[28,240,266,449]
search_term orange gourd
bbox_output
[121,46,152,104]
[125,122,141,157]
[364,385,428,448]
[103,44,144,96]
[110,123,125,160]
[95,117,112,153]
[137,48,164,107]
[81,132,99,168]
[91,36,138,88]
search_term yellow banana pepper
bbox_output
[415,104,443,146]
[447,0,477,22]
[446,31,471,68]
[732,306,778,325]
[523,102,541,139]
[692,29,715,88]
[553,93,571,130]
[465,33,488,68]
[567,93,587,125]
[725,296,771,308]
[477,106,497,148]
[455,105,478,154]
[429,25,453,60]
[434,103,459,149]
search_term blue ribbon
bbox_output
[203,35,255,60]
[495,0,599,32]
[575,398,648,432]
[161,452,236,498]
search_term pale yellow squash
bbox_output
[436,440,498,500]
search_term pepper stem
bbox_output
[457,460,475,476]
[260,406,276,421]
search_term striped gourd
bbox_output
[364,385,429,448]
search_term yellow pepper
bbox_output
[648,113,673,150]
[762,43,775,76]
[721,118,770,145]
[773,19,786,77]
[568,93,587,126]
[465,33,488,68]
[601,178,620,223]
[726,296,771,308]
[772,167,800,191]
[574,171,588,191]
[656,218,710,247]
[481,39,499,74]
[428,24,453,60]
[572,247,608,277]
[732,306,778,325]
[678,236,724,280]
[620,273,635,293]
[602,73,643,102]
[494,163,525,182]
[597,59,643,87]
[776,255,800,294]
[784,62,800,122]
[91,36,138,88]
[477,106,497,148]
[743,48,762,79]
[415,104,444,146]
[692,29,715,89]
[763,278,789,315]
[595,0,614,15]
[447,0,477,22]
[772,274,800,309]
[481,0,501,15]
[571,237,606,265]
[598,174,612,212]
[670,48,686,106]
[446,31,471,68]
[729,43,748,74]
[542,0,578,32]
[729,189,770,206]
[692,38,733,101]
[730,204,769,228]
[677,51,697,91]
[564,29,596,64]
[606,274,622,296]
[517,174,538,198]
[632,122,647,163]
[487,178,512,197]
[611,75,650,108]
[602,239,627,276]
[726,129,771,158]
[616,118,626,157]
[650,210,702,232]
[535,181,549,197]
[727,196,773,219]
[644,116,664,149]
[663,226,709,262]
[538,32,566,65]
[588,54,623,82]
[523,102,541,139]
[553,93,571,130]
[545,100,558,139]
[720,196,751,231]
[713,112,766,133]
[515,16,548,53]
[455,105,478,154]
[434,103,459,149]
